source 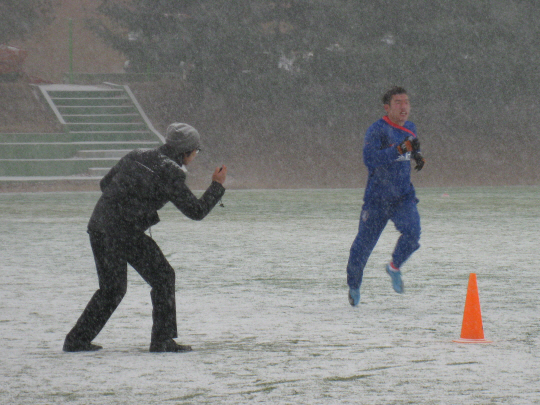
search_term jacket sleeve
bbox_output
[162,165,225,220]
[363,125,400,170]
[170,180,225,221]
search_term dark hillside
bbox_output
[131,80,538,188]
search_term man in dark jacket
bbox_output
[63,123,227,353]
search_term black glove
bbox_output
[397,136,420,154]
[412,151,425,171]
[410,137,420,151]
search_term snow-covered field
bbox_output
[1,187,539,404]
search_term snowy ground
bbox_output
[1,187,539,404]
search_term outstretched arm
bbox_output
[166,166,226,221]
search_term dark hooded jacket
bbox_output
[88,148,225,236]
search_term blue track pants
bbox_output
[347,197,421,289]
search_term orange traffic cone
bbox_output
[453,273,492,344]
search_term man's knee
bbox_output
[400,224,421,253]
[408,228,421,250]
[411,226,421,243]
[101,282,127,306]
[162,266,176,290]
[151,265,176,293]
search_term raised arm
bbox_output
[363,126,401,170]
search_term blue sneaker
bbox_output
[386,263,404,293]
[348,287,360,306]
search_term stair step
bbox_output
[87,167,113,176]
[52,97,132,107]
[57,105,138,115]
[0,158,122,176]
[62,114,143,123]
[69,131,156,142]
[47,90,125,98]
[66,123,148,132]
[0,133,71,143]
[75,149,149,158]
[0,132,158,143]
[0,142,158,159]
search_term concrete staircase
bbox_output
[0,83,164,188]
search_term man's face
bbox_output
[384,93,410,126]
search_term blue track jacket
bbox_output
[363,116,418,202]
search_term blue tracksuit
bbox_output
[347,117,421,289]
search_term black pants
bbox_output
[65,231,177,344]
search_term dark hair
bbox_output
[382,86,407,105]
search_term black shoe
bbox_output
[63,340,102,352]
[149,339,192,353]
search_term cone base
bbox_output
[452,338,492,344]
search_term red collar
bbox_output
[383,116,416,137]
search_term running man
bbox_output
[347,86,425,306]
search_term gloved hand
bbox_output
[397,136,420,154]
[412,151,425,171]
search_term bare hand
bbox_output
[212,165,227,184]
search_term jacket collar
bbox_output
[382,116,416,138]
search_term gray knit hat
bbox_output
[165,123,201,153]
